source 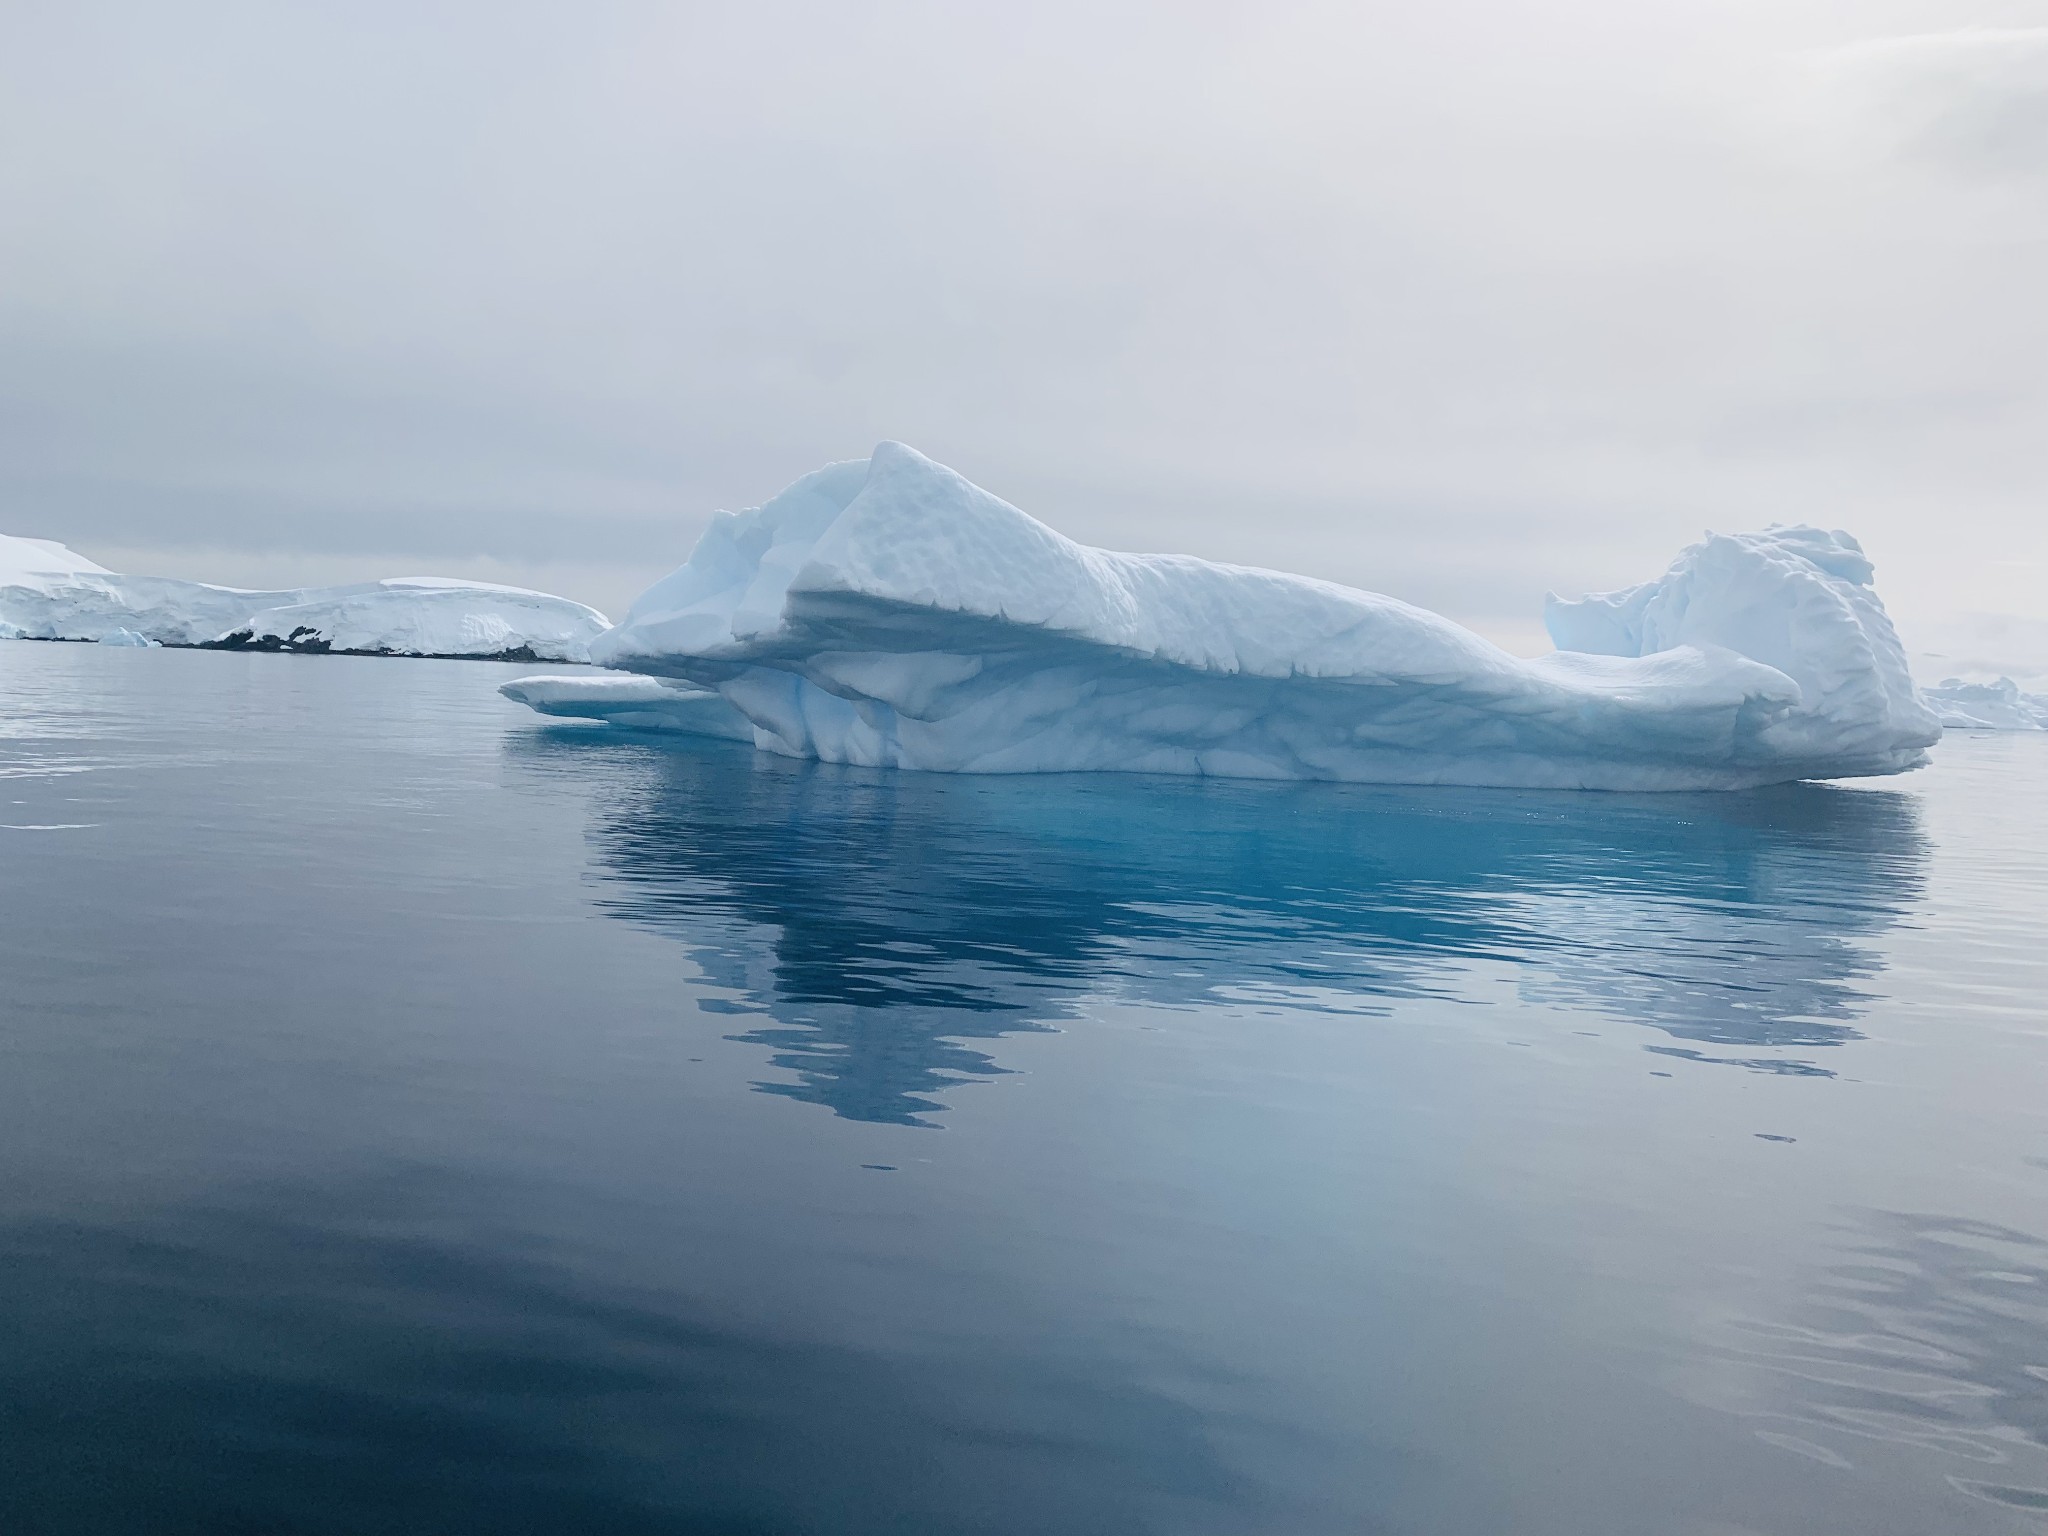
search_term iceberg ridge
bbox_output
[546,442,1939,789]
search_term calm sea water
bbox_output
[3,642,2045,1536]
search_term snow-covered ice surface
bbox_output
[1921,677,2048,732]
[535,442,1939,790]
[1,534,610,661]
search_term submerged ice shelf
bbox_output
[1,534,609,661]
[504,443,1940,790]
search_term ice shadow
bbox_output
[507,731,1930,1125]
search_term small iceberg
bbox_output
[1,534,609,661]
[505,442,1939,790]
[1921,677,2048,732]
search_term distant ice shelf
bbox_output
[503,442,1942,790]
[1,533,609,661]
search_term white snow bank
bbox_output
[1,534,609,660]
[537,441,1938,788]
[498,673,755,739]
[1,535,112,583]
[1921,676,2048,731]
[97,628,159,648]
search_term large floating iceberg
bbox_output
[1,533,609,661]
[508,442,1940,789]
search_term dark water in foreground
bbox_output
[3,644,2046,1536]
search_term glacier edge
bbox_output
[1,535,610,661]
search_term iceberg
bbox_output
[1920,677,2048,731]
[1,533,609,661]
[514,442,1939,789]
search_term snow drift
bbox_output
[512,441,1938,789]
[1,534,609,661]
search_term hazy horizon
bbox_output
[4,1,2043,658]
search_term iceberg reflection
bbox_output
[511,732,1928,1125]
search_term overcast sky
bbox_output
[2,0,2043,651]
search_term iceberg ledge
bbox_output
[498,673,756,739]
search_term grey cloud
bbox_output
[0,0,2042,641]
[1813,27,2048,174]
